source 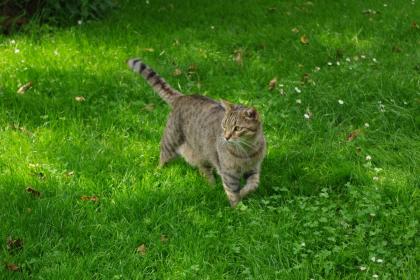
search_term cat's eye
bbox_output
[234,126,240,131]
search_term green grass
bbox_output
[1,0,419,279]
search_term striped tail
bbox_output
[127,58,182,106]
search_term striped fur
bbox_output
[127,59,266,207]
[127,58,182,105]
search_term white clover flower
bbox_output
[314,66,321,72]
[371,256,376,262]
[336,61,340,66]
[54,50,59,56]
[301,242,306,247]
[296,99,302,104]
[327,62,333,66]
[361,55,366,59]
[373,176,379,181]
[373,274,378,278]
[304,113,310,119]
[346,57,351,62]
[366,155,372,161]
[338,99,344,105]
[364,123,370,128]
[383,4,388,7]
[294,87,301,93]
[370,213,376,217]
[360,266,367,271]
[14,48,20,53]
[372,58,377,63]
[10,40,16,44]
[377,259,383,263]
[77,20,83,25]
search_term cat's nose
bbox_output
[224,133,232,141]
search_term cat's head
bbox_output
[220,100,261,142]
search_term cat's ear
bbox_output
[244,108,259,120]
[220,99,233,111]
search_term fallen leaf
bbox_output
[75,96,85,102]
[160,235,169,243]
[137,244,147,256]
[172,68,182,77]
[6,263,20,272]
[26,186,41,197]
[300,35,309,44]
[17,81,32,95]
[80,195,98,202]
[291,27,299,33]
[347,129,361,142]
[7,237,23,252]
[234,49,243,65]
[142,48,155,52]
[268,78,277,91]
[411,21,419,29]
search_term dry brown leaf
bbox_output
[268,78,277,91]
[160,235,169,243]
[17,81,32,95]
[411,21,419,29]
[234,49,243,65]
[80,195,98,202]
[291,27,299,33]
[300,35,309,45]
[137,244,147,256]
[26,186,40,197]
[75,96,85,102]
[6,263,20,272]
[143,48,155,52]
[347,129,361,142]
[7,237,23,252]
[172,68,182,77]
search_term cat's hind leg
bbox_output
[159,118,183,167]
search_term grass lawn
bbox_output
[1,0,419,278]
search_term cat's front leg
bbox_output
[240,169,260,199]
[220,172,241,207]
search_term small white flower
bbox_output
[314,66,321,72]
[77,20,83,25]
[374,167,382,173]
[373,176,379,181]
[364,123,370,128]
[279,84,284,87]
[146,0,150,4]
[304,113,310,119]
[210,25,215,29]
[403,101,408,105]
[346,57,351,62]
[361,55,366,59]
[338,99,344,105]
[336,61,340,66]
[377,259,383,263]
[371,256,376,262]
[370,213,376,217]
[54,50,59,56]
[296,99,302,104]
[383,4,388,7]
[14,48,20,53]
[327,62,333,66]
[294,87,301,93]
[360,266,367,271]
[301,242,306,247]
[10,40,16,44]
[372,58,377,63]
[373,274,378,278]
[366,155,372,161]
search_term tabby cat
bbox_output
[127,59,266,207]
